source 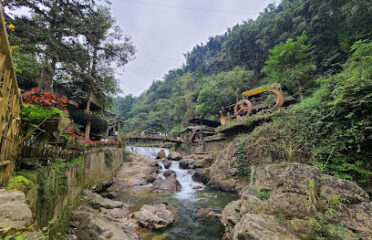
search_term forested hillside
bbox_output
[116,0,372,135]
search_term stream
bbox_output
[122,146,238,240]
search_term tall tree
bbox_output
[263,32,315,101]
[5,0,96,92]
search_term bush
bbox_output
[20,105,64,133]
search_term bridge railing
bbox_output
[0,6,23,186]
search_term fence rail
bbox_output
[0,5,23,186]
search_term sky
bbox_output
[110,0,276,96]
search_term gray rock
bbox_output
[163,160,172,169]
[167,151,183,160]
[0,189,34,230]
[132,203,177,230]
[320,174,369,204]
[278,163,321,195]
[195,208,221,222]
[229,213,301,240]
[152,175,181,192]
[163,170,176,178]
[82,189,126,209]
[179,158,195,169]
[71,206,138,240]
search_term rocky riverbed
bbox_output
[68,147,237,240]
[67,145,372,240]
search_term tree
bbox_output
[5,0,96,92]
[263,32,316,100]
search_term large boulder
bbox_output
[71,206,138,240]
[82,190,126,209]
[132,203,177,230]
[228,213,301,240]
[110,154,157,192]
[167,151,183,160]
[179,158,195,169]
[163,170,176,178]
[156,150,166,159]
[320,175,369,204]
[152,175,181,192]
[0,189,33,230]
[221,162,372,240]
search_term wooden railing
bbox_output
[0,6,23,186]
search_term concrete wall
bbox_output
[26,147,124,231]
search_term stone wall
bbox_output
[26,147,124,233]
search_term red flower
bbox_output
[44,100,51,105]
[64,110,68,114]
[66,117,70,120]
[51,94,57,99]
[60,98,66,104]
[32,88,39,93]
[24,93,31,97]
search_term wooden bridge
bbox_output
[0,8,23,186]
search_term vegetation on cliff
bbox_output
[115,0,372,136]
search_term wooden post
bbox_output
[85,91,91,140]
[117,122,121,141]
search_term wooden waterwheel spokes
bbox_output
[268,89,284,110]
[234,99,253,118]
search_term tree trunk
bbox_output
[38,58,57,92]
[296,77,304,101]
[85,91,91,140]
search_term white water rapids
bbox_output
[125,146,202,199]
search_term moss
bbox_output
[122,149,132,163]
[104,149,114,166]
[6,175,34,192]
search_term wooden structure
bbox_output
[0,7,23,185]
[220,83,289,125]
[85,90,104,139]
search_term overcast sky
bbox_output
[111,0,276,96]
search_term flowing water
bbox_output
[121,146,238,240]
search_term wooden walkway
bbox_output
[0,7,23,186]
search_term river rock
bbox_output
[221,161,372,240]
[152,175,181,192]
[71,205,138,240]
[195,208,221,221]
[82,189,126,209]
[179,158,195,169]
[227,213,301,240]
[92,180,113,194]
[163,170,176,178]
[147,172,159,183]
[0,189,34,230]
[132,203,177,230]
[110,154,157,192]
[102,191,117,199]
[167,151,182,160]
[156,150,166,159]
[163,160,172,169]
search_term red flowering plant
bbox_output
[23,88,68,112]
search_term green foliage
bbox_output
[122,149,132,163]
[104,149,114,166]
[169,125,184,137]
[20,105,64,133]
[6,175,34,192]
[253,188,271,201]
[263,32,316,100]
